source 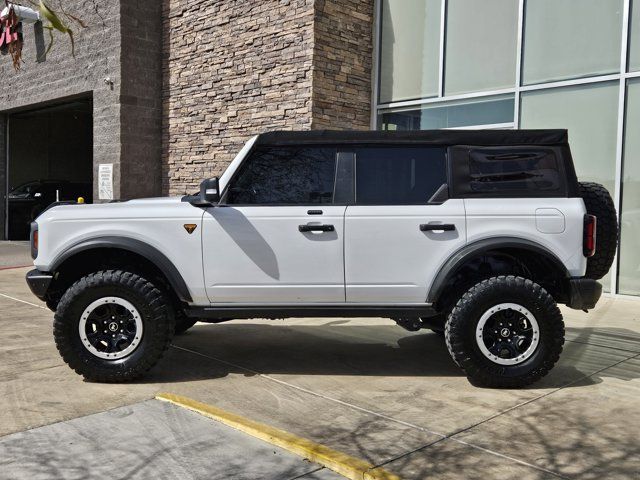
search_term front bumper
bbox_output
[566,278,602,310]
[26,269,53,301]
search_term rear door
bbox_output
[344,146,467,303]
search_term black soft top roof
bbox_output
[254,129,569,147]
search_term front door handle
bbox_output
[420,223,456,232]
[299,224,335,233]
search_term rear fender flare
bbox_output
[427,237,570,304]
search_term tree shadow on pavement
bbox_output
[135,323,639,388]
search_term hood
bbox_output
[36,196,197,223]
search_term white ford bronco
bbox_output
[26,130,617,387]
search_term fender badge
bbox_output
[184,224,197,234]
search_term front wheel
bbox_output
[445,275,564,388]
[174,311,198,335]
[54,270,175,382]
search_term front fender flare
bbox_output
[427,237,570,304]
[49,236,193,303]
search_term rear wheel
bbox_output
[445,275,564,388]
[54,270,175,382]
[579,181,618,280]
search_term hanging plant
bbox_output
[0,3,23,70]
[39,0,77,57]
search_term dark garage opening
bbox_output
[6,99,93,240]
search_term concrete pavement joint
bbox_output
[0,289,636,478]
[446,349,640,441]
[565,337,640,354]
[170,345,447,439]
[287,466,329,480]
[0,292,48,310]
[170,341,639,477]
[156,393,400,480]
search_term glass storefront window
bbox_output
[379,0,441,103]
[520,83,619,197]
[523,0,623,85]
[520,82,619,290]
[630,0,640,71]
[379,96,515,130]
[618,79,640,295]
[444,0,518,96]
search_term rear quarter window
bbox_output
[450,146,567,197]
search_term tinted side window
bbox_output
[468,148,561,193]
[355,147,447,205]
[226,147,337,205]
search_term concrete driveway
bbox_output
[0,257,639,478]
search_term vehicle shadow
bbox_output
[137,323,640,388]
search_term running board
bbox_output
[185,304,437,320]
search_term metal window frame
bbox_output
[371,0,640,298]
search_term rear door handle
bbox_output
[420,223,456,232]
[299,224,335,233]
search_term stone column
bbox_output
[119,0,163,199]
[0,114,6,239]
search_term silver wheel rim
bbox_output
[475,303,540,366]
[78,297,143,360]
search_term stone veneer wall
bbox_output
[312,0,373,130]
[0,114,5,238]
[162,0,373,196]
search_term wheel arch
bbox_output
[49,237,192,303]
[427,237,570,306]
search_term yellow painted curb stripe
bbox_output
[156,393,400,480]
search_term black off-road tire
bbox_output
[579,181,618,280]
[174,311,198,335]
[54,270,175,382]
[445,276,564,388]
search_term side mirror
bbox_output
[199,177,220,205]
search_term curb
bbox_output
[156,393,400,480]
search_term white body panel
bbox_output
[463,198,587,277]
[34,198,209,305]
[344,200,467,303]
[32,135,590,310]
[202,206,346,303]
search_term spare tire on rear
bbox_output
[579,182,618,280]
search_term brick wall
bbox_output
[162,0,373,196]
[312,0,373,129]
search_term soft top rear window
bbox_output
[450,146,567,197]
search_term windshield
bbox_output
[9,182,40,198]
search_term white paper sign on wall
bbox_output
[98,164,114,200]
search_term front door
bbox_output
[202,145,345,304]
[344,146,467,303]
